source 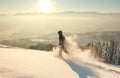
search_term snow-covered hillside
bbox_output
[0,46,120,78]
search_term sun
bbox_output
[39,0,52,13]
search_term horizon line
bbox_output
[0,11,120,16]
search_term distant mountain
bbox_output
[52,11,104,15]
[0,11,120,16]
[15,11,120,16]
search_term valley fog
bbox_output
[0,13,120,35]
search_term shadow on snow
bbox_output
[63,59,100,78]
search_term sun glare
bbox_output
[39,0,52,13]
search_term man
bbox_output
[58,31,69,56]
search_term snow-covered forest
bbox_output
[87,40,120,65]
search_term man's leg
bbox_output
[63,48,69,54]
[59,46,63,56]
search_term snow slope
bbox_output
[0,47,120,78]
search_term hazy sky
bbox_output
[0,0,120,35]
[0,0,120,13]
